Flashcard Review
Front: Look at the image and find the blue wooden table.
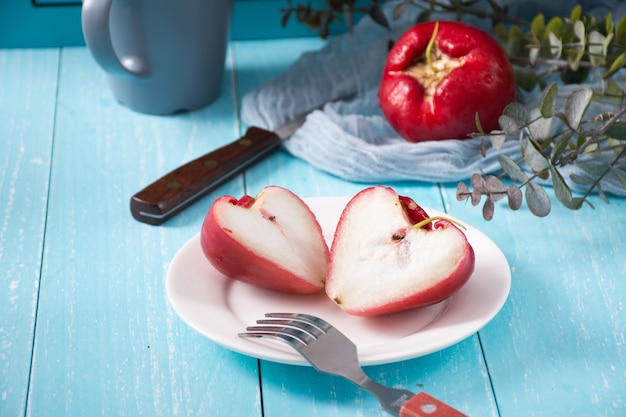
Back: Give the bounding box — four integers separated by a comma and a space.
1, 36, 625, 417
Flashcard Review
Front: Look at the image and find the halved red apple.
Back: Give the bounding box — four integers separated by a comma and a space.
200, 186, 328, 294
326, 186, 475, 316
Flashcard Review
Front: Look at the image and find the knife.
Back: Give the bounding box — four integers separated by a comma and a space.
130, 116, 306, 225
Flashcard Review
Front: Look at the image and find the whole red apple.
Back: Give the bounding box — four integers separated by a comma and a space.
378, 20, 516, 142
326, 186, 475, 316
200, 186, 329, 294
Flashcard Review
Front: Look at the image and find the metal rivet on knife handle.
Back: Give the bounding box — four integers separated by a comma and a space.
129, 126, 283, 225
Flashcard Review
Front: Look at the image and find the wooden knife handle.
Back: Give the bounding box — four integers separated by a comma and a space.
130, 126, 281, 225
399, 392, 468, 417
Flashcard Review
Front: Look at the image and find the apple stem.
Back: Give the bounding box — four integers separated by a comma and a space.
426, 21, 440, 73
412, 215, 466, 230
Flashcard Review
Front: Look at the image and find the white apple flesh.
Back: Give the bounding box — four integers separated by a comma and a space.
326, 186, 475, 316
200, 186, 328, 294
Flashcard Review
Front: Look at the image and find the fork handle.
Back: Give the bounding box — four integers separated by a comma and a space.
399, 392, 468, 417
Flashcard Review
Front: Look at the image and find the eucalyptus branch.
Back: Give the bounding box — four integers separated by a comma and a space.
280, 0, 626, 219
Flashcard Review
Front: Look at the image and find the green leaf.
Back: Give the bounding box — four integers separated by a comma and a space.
588, 30, 612, 66
531, 14, 545, 40
548, 31, 562, 57
615, 16, 626, 45
540, 82, 558, 118
498, 114, 520, 135
544, 16, 564, 42
563, 88, 593, 129
514, 66, 540, 92
525, 182, 551, 217
570, 173, 595, 185
566, 20, 586, 70
475, 112, 484, 133
571, 4, 582, 22
550, 130, 574, 161
605, 121, 626, 140
504, 101, 530, 124
550, 166, 573, 204
498, 154, 528, 183
606, 12, 615, 37
495, 23, 508, 41
507, 185, 523, 210
603, 51, 626, 79
579, 161, 611, 175
604, 78, 625, 102
524, 140, 550, 174
489, 131, 507, 150
564, 197, 587, 210
528, 109, 553, 142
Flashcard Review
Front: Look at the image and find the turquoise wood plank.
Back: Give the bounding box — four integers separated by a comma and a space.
0, 48, 58, 417
25, 46, 260, 417
260, 338, 498, 417
442, 183, 626, 416
232, 38, 499, 416
0, 0, 345, 48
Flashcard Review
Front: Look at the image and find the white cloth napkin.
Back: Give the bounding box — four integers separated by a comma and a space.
241, 0, 626, 196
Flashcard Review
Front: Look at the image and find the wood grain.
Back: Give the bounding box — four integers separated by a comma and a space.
3, 35, 625, 417
0, 48, 59, 416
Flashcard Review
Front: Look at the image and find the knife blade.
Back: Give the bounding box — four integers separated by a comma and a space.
130, 116, 305, 225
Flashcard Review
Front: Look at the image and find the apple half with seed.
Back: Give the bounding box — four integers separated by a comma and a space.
200, 186, 328, 294
326, 186, 475, 316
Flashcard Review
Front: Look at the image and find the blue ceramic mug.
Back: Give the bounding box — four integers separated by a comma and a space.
82, 0, 233, 115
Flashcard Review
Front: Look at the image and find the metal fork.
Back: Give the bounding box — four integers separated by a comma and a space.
239, 312, 468, 417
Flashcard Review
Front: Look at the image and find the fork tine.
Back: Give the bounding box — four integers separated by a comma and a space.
255, 318, 325, 339
264, 312, 334, 333
238, 325, 312, 350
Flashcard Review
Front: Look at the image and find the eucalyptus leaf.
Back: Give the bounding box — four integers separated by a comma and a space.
564, 197, 586, 210
605, 78, 625, 102
603, 51, 626, 79
507, 185, 523, 210
456, 182, 470, 201
470, 173, 487, 192
525, 182, 551, 217
579, 160, 610, 175
616, 15, 626, 45
550, 165, 573, 204
540, 82, 558, 118
531, 14, 545, 39
524, 140, 550, 174
548, 32, 562, 57
504, 102, 530, 124
570, 173, 595, 185
566, 20, 586, 70
571, 4, 582, 22
489, 131, 507, 150
528, 108, 553, 143
498, 154, 528, 182
484, 175, 507, 201
587, 31, 612, 67
563, 88, 593, 129
482, 198, 495, 221
598, 184, 609, 203
498, 114, 520, 135
605, 121, 626, 140
544, 16, 564, 41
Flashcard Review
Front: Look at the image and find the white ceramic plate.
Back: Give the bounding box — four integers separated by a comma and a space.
166, 196, 511, 366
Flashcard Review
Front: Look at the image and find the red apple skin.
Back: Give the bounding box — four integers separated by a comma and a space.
326, 186, 475, 317
378, 20, 516, 142
200, 188, 328, 294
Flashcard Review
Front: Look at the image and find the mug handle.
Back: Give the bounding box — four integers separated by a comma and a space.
81, 0, 150, 78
